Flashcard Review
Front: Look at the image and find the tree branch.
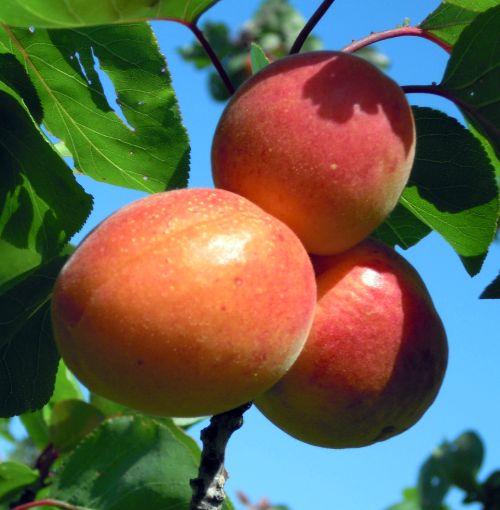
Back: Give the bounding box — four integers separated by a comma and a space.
190, 403, 252, 510
341, 26, 452, 54
186, 22, 235, 96
290, 0, 336, 54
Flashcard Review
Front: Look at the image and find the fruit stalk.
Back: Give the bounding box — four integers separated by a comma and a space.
289, 0, 336, 54
190, 403, 253, 510
186, 22, 235, 95
341, 26, 452, 54
402, 84, 500, 140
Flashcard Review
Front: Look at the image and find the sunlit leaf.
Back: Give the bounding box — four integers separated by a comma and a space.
0, 0, 220, 28
19, 410, 49, 449
0, 81, 92, 287
0, 461, 38, 504
372, 203, 431, 250
49, 415, 233, 510
400, 107, 498, 275
49, 399, 104, 452
440, 5, 500, 157
250, 42, 270, 74
421, 0, 498, 47
0, 23, 190, 193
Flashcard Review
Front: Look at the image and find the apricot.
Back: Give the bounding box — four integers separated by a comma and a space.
51, 188, 316, 417
211, 51, 416, 254
255, 239, 448, 448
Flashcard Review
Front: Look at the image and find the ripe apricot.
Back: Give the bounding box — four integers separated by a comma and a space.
51, 188, 316, 417
255, 239, 448, 448
212, 51, 416, 254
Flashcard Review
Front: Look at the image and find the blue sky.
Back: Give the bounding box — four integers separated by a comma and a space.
45, 1, 500, 509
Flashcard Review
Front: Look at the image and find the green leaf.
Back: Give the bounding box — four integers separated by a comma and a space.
49, 415, 202, 509
386, 488, 422, 510
0, 461, 38, 504
49, 361, 84, 405
52, 140, 72, 159
172, 416, 209, 430
0, 254, 74, 418
372, 203, 431, 250
0, 0, 220, 28
0, 79, 92, 288
49, 400, 104, 452
89, 393, 129, 417
0, 23, 190, 193
0, 419, 14, 443
480, 272, 500, 299
440, 5, 500, 157
418, 456, 451, 510
250, 42, 270, 74
90, 393, 208, 431
400, 107, 499, 275
0, 300, 60, 419
416, 431, 484, 510
0, 255, 68, 350
436, 431, 484, 492
19, 410, 49, 449
421, 0, 498, 47
467, 113, 500, 181
0, 52, 42, 123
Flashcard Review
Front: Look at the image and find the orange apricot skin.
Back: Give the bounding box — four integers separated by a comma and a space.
51, 188, 316, 417
255, 239, 448, 448
212, 51, 416, 255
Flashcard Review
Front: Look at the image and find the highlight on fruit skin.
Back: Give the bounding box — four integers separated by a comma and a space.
255, 238, 448, 448
51, 188, 317, 418
212, 50, 416, 255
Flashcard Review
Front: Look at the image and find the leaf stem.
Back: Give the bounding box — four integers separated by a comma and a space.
10, 499, 90, 510
402, 84, 500, 139
290, 0, 336, 54
9, 444, 59, 508
186, 22, 235, 96
189, 402, 252, 510
341, 26, 452, 54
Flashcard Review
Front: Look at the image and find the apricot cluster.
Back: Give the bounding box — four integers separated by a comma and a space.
52, 51, 447, 448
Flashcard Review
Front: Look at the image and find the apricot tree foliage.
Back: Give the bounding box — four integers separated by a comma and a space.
0, 1, 498, 509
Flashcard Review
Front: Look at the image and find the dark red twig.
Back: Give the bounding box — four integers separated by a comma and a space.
290, 0, 336, 54
186, 22, 235, 96
10, 499, 88, 510
342, 26, 452, 54
402, 84, 500, 140
9, 444, 59, 508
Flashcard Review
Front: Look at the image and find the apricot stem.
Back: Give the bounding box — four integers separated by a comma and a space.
9, 444, 59, 508
402, 84, 500, 140
10, 500, 89, 510
190, 402, 253, 510
187, 22, 236, 96
290, 0, 336, 55
341, 26, 452, 54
